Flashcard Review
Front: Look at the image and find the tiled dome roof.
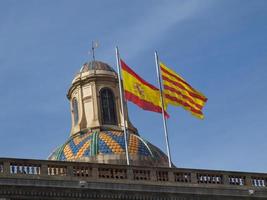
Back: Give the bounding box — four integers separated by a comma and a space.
80, 61, 116, 73
48, 130, 168, 166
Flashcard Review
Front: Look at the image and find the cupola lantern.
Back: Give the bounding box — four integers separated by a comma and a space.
67, 61, 137, 136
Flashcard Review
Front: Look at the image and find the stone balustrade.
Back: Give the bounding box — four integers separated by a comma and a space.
0, 158, 266, 189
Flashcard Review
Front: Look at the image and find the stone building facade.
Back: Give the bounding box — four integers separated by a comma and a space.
0, 61, 266, 199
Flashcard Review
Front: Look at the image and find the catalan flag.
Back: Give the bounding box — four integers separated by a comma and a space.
121, 60, 169, 118
160, 62, 207, 119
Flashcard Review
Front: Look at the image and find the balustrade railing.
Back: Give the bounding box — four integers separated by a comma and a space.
48, 165, 67, 176
156, 171, 169, 182
73, 166, 92, 177
98, 167, 127, 179
252, 177, 266, 187
10, 163, 40, 175
174, 172, 191, 183
133, 169, 150, 181
197, 173, 223, 184
0, 158, 266, 189
228, 175, 246, 186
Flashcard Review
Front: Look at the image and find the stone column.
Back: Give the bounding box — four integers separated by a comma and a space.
41, 164, 48, 176
3, 161, 10, 175
92, 167, 98, 179
190, 172, 198, 184
245, 175, 252, 186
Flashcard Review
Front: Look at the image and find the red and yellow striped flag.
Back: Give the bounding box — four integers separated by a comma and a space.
160, 62, 207, 119
121, 60, 169, 118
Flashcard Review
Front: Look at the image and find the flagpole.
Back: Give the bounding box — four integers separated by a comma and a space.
154, 51, 172, 168
115, 46, 130, 166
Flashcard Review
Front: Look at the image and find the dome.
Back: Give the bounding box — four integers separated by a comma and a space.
49, 130, 169, 167
80, 61, 116, 73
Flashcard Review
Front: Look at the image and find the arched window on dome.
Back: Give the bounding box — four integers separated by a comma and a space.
72, 98, 79, 125
100, 88, 117, 125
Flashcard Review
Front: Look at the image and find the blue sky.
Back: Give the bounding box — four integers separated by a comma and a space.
0, 0, 267, 172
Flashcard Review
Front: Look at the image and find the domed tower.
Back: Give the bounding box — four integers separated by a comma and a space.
49, 60, 169, 167
67, 61, 137, 135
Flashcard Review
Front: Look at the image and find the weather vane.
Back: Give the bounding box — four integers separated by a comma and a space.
90, 41, 99, 63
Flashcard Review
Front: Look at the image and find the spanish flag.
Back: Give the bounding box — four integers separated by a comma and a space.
160, 62, 207, 119
121, 60, 169, 118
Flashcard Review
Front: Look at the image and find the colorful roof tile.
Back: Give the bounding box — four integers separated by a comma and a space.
48, 130, 168, 165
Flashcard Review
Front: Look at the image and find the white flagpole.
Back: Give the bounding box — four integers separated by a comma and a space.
115, 46, 130, 165
154, 51, 172, 168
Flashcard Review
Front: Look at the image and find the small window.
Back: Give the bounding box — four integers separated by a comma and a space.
72, 98, 79, 125
100, 88, 117, 125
